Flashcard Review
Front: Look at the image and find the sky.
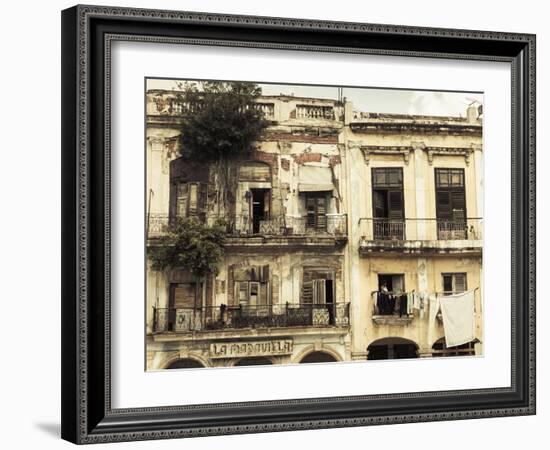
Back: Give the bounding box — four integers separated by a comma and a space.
147, 78, 483, 117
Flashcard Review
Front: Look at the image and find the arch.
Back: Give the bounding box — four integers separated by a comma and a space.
160, 352, 210, 370
299, 351, 338, 364
431, 337, 477, 357
238, 161, 272, 182
292, 345, 343, 364
233, 356, 274, 366
367, 337, 419, 360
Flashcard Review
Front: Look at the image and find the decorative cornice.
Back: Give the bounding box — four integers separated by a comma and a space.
424, 146, 475, 165
349, 142, 413, 165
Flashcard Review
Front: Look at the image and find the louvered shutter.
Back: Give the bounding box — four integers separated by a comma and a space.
198, 182, 208, 221
454, 274, 467, 293
388, 190, 404, 219
450, 190, 466, 221
176, 183, 189, 218
302, 280, 314, 304
436, 190, 451, 219
316, 197, 327, 230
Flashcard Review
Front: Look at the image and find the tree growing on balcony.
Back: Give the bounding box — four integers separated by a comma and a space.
175, 81, 268, 215
149, 217, 227, 309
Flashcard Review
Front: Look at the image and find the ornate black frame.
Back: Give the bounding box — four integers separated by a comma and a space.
61, 4, 536, 444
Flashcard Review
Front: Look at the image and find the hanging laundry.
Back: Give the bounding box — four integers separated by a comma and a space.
439, 290, 476, 347
429, 293, 440, 324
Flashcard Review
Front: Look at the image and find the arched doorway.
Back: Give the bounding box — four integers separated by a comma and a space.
432, 338, 476, 357
165, 358, 205, 369
234, 357, 273, 366
367, 337, 419, 360
299, 351, 338, 364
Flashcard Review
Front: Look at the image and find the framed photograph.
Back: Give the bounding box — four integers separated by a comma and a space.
61, 4, 536, 444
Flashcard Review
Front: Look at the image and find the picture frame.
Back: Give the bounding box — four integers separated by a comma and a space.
61, 4, 536, 444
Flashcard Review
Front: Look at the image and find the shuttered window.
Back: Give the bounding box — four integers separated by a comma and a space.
435, 168, 466, 220
371, 168, 404, 220
172, 182, 208, 221
306, 194, 328, 231
301, 269, 334, 304
234, 281, 270, 307
442, 273, 467, 294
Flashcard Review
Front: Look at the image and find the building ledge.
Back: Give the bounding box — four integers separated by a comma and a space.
150, 325, 350, 343
358, 238, 482, 255
372, 315, 414, 326
224, 235, 348, 249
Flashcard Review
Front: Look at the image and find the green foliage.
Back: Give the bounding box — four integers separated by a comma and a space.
149, 217, 226, 278
176, 81, 268, 161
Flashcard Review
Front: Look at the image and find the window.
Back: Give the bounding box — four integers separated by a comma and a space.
305, 193, 328, 231
172, 182, 208, 221
435, 168, 466, 239
301, 269, 335, 305
234, 281, 270, 307
442, 273, 467, 294
371, 168, 404, 239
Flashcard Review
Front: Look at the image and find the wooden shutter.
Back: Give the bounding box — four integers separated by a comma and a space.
454, 273, 467, 293
259, 282, 269, 306
450, 190, 466, 220
235, 281, 249, 306
388, 190, 404, 219
198, 183, 208, 219
171, 283, 196, 309
436, 190, 451, 219
392, 275, 404, 293
188, 183, 198, 215
176, 183, 189, 218
302, 280, 314, 304
313, 279, 326, 304
249, 282, 259, 306
316, 197, 327, 230
306, 196, 316, 228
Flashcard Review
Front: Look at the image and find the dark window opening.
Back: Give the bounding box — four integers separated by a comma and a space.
367, 339, 419, 360
250, 188, 270, 234
375, 274, 405, 316
300, 351, 338, 364
166, 358, 204, 369
234, 357, 273, 366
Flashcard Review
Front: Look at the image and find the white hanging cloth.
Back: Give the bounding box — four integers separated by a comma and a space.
439, 290, 476, 347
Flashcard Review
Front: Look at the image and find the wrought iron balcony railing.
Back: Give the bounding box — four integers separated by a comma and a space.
358, 217, 483, 242
153, 302, 350, 333
147, 213, 347, 239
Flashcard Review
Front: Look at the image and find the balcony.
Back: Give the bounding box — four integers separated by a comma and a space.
153, 302, 350, 333
371, 291, 414, 325
358, 218, 483, 255
147, 213, 348, 248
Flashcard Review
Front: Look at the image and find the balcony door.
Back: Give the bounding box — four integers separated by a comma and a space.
371, 168, 404, 239
305, 193, 328, 232
250, 188, 270, 234
435, 168, 466, 239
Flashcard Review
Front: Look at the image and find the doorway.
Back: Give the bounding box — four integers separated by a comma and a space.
250, 188, 270, 234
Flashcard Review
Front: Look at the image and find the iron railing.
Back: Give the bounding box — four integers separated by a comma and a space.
153, 302, 350, 332
147, 213, 347, 238
358, 218, 483, 242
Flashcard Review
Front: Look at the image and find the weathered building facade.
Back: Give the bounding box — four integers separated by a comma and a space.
145, 87, 483, 370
